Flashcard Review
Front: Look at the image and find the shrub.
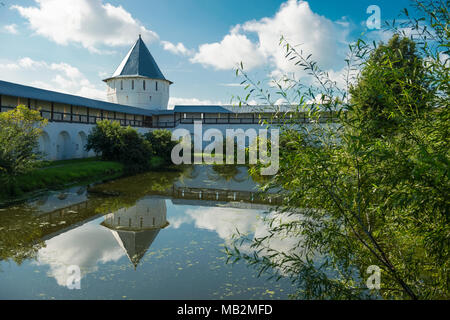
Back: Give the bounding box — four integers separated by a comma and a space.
349, 35, 432, 138
144, 129, 177, 163
119, 127, 153, 173
85, 120, 124, 161
86, 120, 152, 173
0, 105, 47, 192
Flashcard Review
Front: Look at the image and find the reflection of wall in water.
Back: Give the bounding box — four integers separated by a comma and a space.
101, 197, 168, 269
102, 197, 168, 230
32, 187, 88, 215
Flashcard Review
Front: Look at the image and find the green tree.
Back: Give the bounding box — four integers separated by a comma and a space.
349, 34, 432, 137
86, 120, 152, 173
227, 0, 449, 300
119, 126, 153, 173
0, 105, 48, 193
86, 120, 124, 161
144, 129, 177, 162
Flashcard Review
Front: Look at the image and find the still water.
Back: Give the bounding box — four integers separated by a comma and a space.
0, 165, 295, 299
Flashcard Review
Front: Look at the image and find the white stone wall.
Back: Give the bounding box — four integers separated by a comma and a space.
39, 122, 151, 161
37, 116, 335, 161
103, 197, 167, 230
105, 77, 170, 110
156, 122, 337, 149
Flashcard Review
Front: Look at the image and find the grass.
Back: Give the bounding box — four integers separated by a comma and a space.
39, 157, 103, 168
0, 156, 181, 203
0, 158, 125, 202
0, 154, 240, 203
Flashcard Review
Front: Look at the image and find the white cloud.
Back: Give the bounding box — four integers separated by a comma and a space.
161, 40, 193, 56
191, 32, 266, 70
50, 62, 84, 79
364, 29, 394, 44
168, 96, 259, 109
19, 57, 47, 68
243, 0, 348, 72
185, 207, 260, 241
35, 222, 124, 287
2, 24, 19, 34
0, 57, 106, 100
98, 71, 110, 78
220, 83, 245, 87
183, 206, 305, 269
12, 0, 158, 53
191, 0, 350, 76
0, 57, 48, 70
168, 97, 224, 109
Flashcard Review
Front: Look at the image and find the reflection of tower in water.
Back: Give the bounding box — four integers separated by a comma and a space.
101, 198, 169, 270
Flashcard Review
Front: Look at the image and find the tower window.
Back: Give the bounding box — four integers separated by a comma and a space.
120, 80, 123, 90
132, 80, 134, 90
155, 82, 158, 91
143, 80, 146, 90
149, 96, 152, 101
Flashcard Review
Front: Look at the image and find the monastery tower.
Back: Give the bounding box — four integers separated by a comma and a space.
103, 35, 172, 110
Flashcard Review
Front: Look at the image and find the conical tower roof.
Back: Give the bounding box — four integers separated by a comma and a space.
104, 35, 171, 83
110, 229, 161, 269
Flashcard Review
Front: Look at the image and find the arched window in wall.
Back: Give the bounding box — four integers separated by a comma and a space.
155, 81, 158, 91
143, 80, 146, 91
132, 80, 134, 90
120, 80, 123, 90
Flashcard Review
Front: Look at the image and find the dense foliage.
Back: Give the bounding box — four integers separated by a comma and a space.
144, 129, 178, 163
86, 120, 152, 173
0, 105, 47, 194
227, 0, 449, 300
349, 35, 433, 137
86, 120, 175, 173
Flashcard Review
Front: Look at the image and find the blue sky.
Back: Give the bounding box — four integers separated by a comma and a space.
0, 0, 412, 107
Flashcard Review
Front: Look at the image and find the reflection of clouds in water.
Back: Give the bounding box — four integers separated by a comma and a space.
248, 212, 303, 266
180, 207, 303, 265
31, 187, 88, 215
34, 222, 124, 287
186, 207, 260, 240
169, 215, 193, 229
177, 165, 259, 192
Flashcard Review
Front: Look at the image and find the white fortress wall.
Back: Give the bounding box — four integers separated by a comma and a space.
0, 92, 152, 161
39, 122, 150, 161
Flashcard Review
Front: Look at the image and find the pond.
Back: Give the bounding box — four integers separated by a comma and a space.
0, 165, 296, 300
